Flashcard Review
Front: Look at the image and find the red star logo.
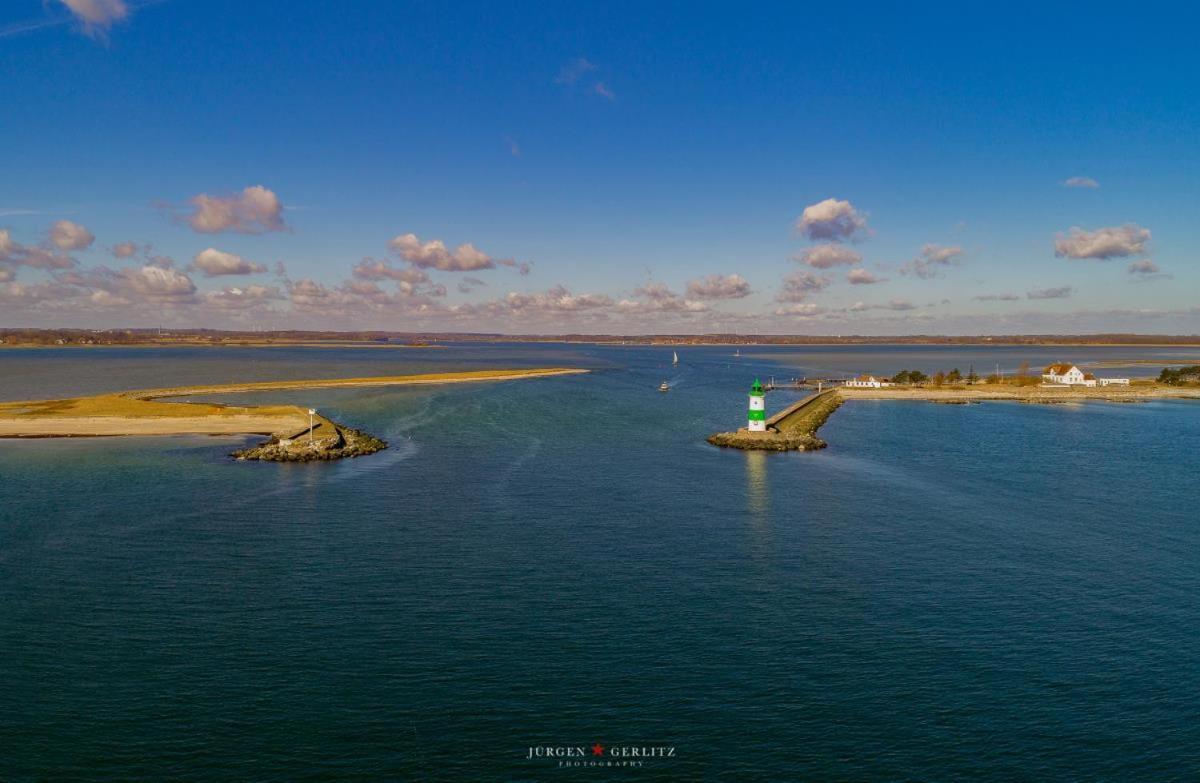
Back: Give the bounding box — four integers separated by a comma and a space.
592, 743, 605, 757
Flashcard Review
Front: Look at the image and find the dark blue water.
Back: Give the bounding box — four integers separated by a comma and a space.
2, 344, 1199, 780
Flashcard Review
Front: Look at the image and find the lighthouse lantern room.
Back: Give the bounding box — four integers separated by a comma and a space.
748, 379, 766, 431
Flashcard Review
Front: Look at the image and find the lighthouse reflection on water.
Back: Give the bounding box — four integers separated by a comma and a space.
745, 450, 769, 521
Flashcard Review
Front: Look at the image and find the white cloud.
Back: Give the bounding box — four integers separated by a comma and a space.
902, 243, 964, 278
389, 233, 506, 272
1054, 224, 1149, 259
1063, 176, 1099, 189
122, 265, 197, 302
886, 298, 916, 311
58, 0, 128, 37
184, 185, 286, 234
973, 293, 1020, 301
778, 271, 831, 302
594, 82, 616, 101
620, 282, 708, 313
352, 258, 431, 285
0, 228, 75, 269
1027, 286, 1073, 300
49, 220, 94, 251
192, 248, 267, 277
847, 268, 883, 285
0, 267, 14, 283
203, 285, 284, 310
774, 303, 826, 317
795, 198, 868, 241
685, 273, 750, 300
505, 285, 613, 313
796, 243, 862, 269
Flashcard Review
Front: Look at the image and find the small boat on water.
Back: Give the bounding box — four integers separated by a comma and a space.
658, 381, 670, 392
734, 348, 741, 357
672, 350, 679, 365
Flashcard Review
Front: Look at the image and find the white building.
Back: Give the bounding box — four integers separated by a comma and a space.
1042, 363, 1129, 387
845, 374, 891, 388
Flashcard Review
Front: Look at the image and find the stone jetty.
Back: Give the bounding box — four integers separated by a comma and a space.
708, 389, 843, 451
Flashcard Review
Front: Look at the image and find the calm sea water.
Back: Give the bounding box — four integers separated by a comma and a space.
2, 343, 1199, 781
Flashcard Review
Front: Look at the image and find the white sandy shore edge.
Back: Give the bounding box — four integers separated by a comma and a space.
0, 415, 309, 437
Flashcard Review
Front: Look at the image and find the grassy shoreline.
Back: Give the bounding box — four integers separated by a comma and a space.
838, 384, 1200, 402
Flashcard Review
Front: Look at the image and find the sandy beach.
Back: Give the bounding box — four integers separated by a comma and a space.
0, 368, 587, 438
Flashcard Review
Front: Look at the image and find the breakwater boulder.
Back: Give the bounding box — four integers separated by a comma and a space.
232, 425, 387, 462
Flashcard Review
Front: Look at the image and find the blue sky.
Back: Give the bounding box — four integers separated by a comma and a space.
1, 0, 1197, 333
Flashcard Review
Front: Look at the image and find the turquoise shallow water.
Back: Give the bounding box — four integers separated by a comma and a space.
2, 344, 1199, 780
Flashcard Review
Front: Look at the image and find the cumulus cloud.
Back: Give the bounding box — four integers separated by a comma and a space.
594, 82, 616, 101
795, 198, 868, 242
778, 271, 831, 302
902, 244, 964, 278
192, 248, 267, 277
0, 229, 17, 259
1127, 260, 1169, 280
1063, 176, 1099, 189
122, 265, 197, 302
184, 185, 286, 234
0, 228, 75, 269
111, 241, 140, 259
685, 273, 750, 300
49, 220, 94, 251
505, 285, 613, 313
620, 282, 708, 313
203, 285, 284, 310
973, 292, 1020, 301
352, 258, 431, 285
1054, 224, 1149, 259
1027, 286, 1073, 300
0, 267, 14, 283
847, 268, 883, 285
774, 303, 826, 317
59, 0, 128, 37
388, 232, 520, 272
796, 243, 861, 269
885, 298, 916, 311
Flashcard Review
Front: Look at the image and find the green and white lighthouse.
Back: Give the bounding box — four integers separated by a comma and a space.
748, 378, 767, 431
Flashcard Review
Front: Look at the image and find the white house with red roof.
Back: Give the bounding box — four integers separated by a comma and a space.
1042, 363, 1129, 387
845, 374, 891, 388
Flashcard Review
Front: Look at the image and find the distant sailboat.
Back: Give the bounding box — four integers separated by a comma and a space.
735, 348, 741, 357
672, 350, 679, 365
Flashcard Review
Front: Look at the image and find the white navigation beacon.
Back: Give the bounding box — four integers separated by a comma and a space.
747, 379, 766, 432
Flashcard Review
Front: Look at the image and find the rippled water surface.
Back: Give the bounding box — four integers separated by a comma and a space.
2, 343, 1199, 780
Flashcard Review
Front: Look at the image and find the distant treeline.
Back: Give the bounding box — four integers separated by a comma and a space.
3, 329, 1200, 346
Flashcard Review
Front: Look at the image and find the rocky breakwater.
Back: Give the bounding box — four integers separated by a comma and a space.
707, 389, 844, 452
233, 420, 387, 462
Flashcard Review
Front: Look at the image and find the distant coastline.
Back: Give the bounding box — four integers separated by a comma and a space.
4, 328, 1200, 348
